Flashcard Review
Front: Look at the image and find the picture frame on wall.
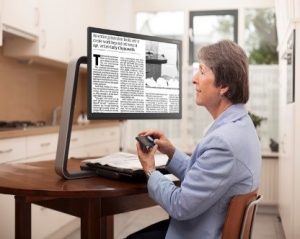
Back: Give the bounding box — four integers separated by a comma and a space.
286, 29, 295, 104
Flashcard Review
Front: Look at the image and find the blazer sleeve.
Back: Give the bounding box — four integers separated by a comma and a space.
166, 148, 190, 181
147, 135, 235, 221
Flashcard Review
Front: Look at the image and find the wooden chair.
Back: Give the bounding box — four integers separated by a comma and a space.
222, 190, 263, 239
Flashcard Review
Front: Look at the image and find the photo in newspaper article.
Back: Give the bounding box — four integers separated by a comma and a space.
91, 32, 180, 114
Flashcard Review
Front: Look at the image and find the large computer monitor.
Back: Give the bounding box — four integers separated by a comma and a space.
87, 27, 182, 120
55, 28, 182, 179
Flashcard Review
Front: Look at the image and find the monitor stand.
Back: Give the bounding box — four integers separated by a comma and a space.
55, 56, 96, 179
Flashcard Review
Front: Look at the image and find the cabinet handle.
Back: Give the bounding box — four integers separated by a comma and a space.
41, 29, 46, 48
40, 142, 51, 147
71, 138, 78, 142
34, 7, 40, 27
0, 148, 13, 154
68, 38, 73, 57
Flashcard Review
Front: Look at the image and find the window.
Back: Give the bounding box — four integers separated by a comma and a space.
189, 10, 238, 64
244, 8, 278, 64
245, 8, 279, 152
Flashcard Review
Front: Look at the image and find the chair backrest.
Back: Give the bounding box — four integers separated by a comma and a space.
222, 190, 263, 239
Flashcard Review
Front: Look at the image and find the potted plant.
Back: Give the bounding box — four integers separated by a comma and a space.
248, 112, 267, 128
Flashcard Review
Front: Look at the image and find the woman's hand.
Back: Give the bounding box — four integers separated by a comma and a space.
136, 142, 158, 172
138, 130, 175, 159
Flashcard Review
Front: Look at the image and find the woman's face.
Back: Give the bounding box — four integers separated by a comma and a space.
192, 63, 223, 108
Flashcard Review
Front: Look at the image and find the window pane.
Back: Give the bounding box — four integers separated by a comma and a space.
193, 15, 234, 60
245, 8, 278, 64
189, 10, 237, 64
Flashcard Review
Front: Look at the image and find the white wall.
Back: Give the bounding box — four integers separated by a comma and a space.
102, 0, 134, 31
131, 0, 274, 11
275, 0, 300, 237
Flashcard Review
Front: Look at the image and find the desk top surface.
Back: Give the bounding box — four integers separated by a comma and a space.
0, 160, 148, 198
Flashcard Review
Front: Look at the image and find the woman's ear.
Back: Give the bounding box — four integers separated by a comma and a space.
220, 86, 229, 96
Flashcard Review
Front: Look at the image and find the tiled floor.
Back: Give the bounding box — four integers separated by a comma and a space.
252, 212, 286, 239
64, 207, 286, 239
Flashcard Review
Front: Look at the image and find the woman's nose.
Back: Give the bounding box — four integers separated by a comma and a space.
192, 72, 199, 85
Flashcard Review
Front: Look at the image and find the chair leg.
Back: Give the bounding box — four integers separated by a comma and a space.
240, 195, 263, 239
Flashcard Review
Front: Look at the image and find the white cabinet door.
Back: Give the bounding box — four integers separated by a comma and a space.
84, 126, 120, 144
67, 0, 106, 60
26, 133, 58, 158
0, 195, 15, 239
69, 130, 86, 149
83, 126, 120, 156
17, 153, 56, 163
2, 0, 105, 63
2, 0, 39, 39
39, 0, 106, 62
38, 0, 68, 63
69, 147, 89, 158
32, 205, 76, 239
0, 137, 26, 163
67, 0, 88, 60
2, 0, 68, 62
84, 142, 119, 158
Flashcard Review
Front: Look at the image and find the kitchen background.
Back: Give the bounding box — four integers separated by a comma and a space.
0, 0, 300, 238
0, 50, 87, 123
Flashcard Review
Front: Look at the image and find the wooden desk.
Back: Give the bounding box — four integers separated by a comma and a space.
0, 160, 156, 239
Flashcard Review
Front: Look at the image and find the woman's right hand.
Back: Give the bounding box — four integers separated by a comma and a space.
138, 130, 175, 159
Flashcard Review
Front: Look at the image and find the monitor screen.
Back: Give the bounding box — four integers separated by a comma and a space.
87, 27, 182, 119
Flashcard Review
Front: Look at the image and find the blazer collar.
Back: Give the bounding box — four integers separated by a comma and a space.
205, 104, 248, 136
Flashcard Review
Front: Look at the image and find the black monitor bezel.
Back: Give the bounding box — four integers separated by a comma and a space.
87, 27, 182, 120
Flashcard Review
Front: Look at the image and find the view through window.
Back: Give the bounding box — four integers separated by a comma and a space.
245, 8, 278, 64
245, 8, 279, 152
189, 10, 238, 64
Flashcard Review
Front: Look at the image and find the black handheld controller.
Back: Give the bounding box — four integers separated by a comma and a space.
135, 136, 155, 150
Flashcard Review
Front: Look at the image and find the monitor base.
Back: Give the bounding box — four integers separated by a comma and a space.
55, 56, 97, 179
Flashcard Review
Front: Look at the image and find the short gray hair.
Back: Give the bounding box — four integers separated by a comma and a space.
198, 40, 249, 104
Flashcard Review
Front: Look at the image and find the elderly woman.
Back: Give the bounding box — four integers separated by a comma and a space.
128, 40, 261, 239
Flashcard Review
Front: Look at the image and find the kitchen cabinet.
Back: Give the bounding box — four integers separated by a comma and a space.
32, 205, 77, 239
67, 0, 106, 60
0, 124, 120, 239
0, 137, 26, 163
67, 0, 88, 60
27, 133, 58, 158
36, 0, 69, 62
2, 0, 69, 63
2, 0, 39, 40
3, 0, 105, 63
70, 0, 108, 59
68, 126, 120, 158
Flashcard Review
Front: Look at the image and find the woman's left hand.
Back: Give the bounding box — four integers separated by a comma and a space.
136, 142, 158, 172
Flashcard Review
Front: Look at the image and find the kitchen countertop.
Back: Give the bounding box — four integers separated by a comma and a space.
0, 121, 120, 139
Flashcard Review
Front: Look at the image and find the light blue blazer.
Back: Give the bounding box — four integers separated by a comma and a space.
148, 104, 261, 239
